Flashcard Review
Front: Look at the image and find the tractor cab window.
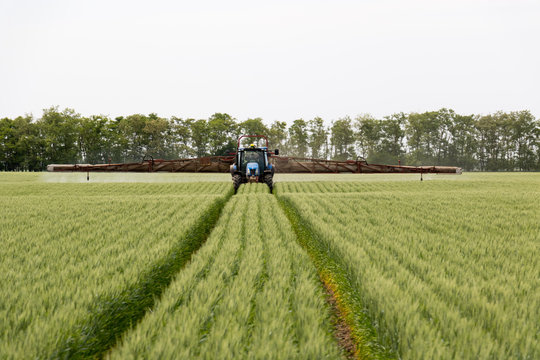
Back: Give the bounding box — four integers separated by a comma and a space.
243, 151, 260, 165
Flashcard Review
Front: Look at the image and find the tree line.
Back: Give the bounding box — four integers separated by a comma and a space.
1, 107, 539, 171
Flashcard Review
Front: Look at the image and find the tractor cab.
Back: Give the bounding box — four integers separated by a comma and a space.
230, 136, 278, 194
238, 145, 268, 180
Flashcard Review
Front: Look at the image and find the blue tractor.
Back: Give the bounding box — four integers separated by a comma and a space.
230, 135, 278, 194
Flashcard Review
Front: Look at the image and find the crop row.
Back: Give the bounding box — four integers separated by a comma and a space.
108, 186, 343, 359
0, 182, 231, 358
277, 173, 540, 195
0, 181, 231, 197
277, 179, 540, 359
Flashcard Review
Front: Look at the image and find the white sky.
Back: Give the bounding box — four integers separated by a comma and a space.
1, 0, 539, 123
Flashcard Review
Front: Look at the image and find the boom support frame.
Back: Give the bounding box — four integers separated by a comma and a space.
48, 156, 462, 175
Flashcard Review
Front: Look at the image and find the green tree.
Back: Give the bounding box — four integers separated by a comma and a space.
78, 115, 110, 163
39, 107, 80, 164
511, 111, 537, 171
288, 119, 308, 157
117, 114, 147, 161
331, 117, 355, 160
307, 117, 327, 158
207, 113, 237, 155
104, 117, 130, 163
354, 114, 381, 160
190, 119, 210, 158
170, 117, 193, 158
268, 121, 287, 153
406, 109, 453, 165
378, 113, 406, 164
475, 113, 506, 171
13, 115, 46, 170
238, 118, 269, 149
114, 113, 174, 161
0, 117, 16, 170
447, 113, 478, 170
144, 114, 173, 158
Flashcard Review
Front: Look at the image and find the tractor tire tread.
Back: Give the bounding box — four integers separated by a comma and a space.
264, 174, 273, 194
233, 175, 242, 194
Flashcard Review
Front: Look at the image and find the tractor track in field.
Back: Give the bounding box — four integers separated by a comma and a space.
276, 193, 362, 359
323, 281, 357, 359
240, 184, 378, 359
276, 192, 394, 360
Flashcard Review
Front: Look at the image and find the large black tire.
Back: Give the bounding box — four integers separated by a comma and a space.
264, 174, 273, 194
233, 174, 242, 194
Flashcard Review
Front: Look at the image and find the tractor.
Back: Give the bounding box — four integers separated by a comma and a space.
230, 135, 278, 194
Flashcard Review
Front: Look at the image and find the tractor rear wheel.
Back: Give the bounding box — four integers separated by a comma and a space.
233, 174, 242, 194
264, 174, 273, 194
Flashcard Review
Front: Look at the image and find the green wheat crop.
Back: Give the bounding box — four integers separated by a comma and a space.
0, 180, 231, 358
277, 173, 540, 359
108, 185, 344, 359
3, 172, 538, 359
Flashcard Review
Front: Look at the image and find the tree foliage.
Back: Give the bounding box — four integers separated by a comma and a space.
0, 107, 538, 171
331, 117, 355, 161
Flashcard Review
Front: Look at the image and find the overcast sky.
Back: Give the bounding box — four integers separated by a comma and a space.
1, 0, 539, 123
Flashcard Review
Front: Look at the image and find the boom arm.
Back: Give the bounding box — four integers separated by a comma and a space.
47, 156, 462, 174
